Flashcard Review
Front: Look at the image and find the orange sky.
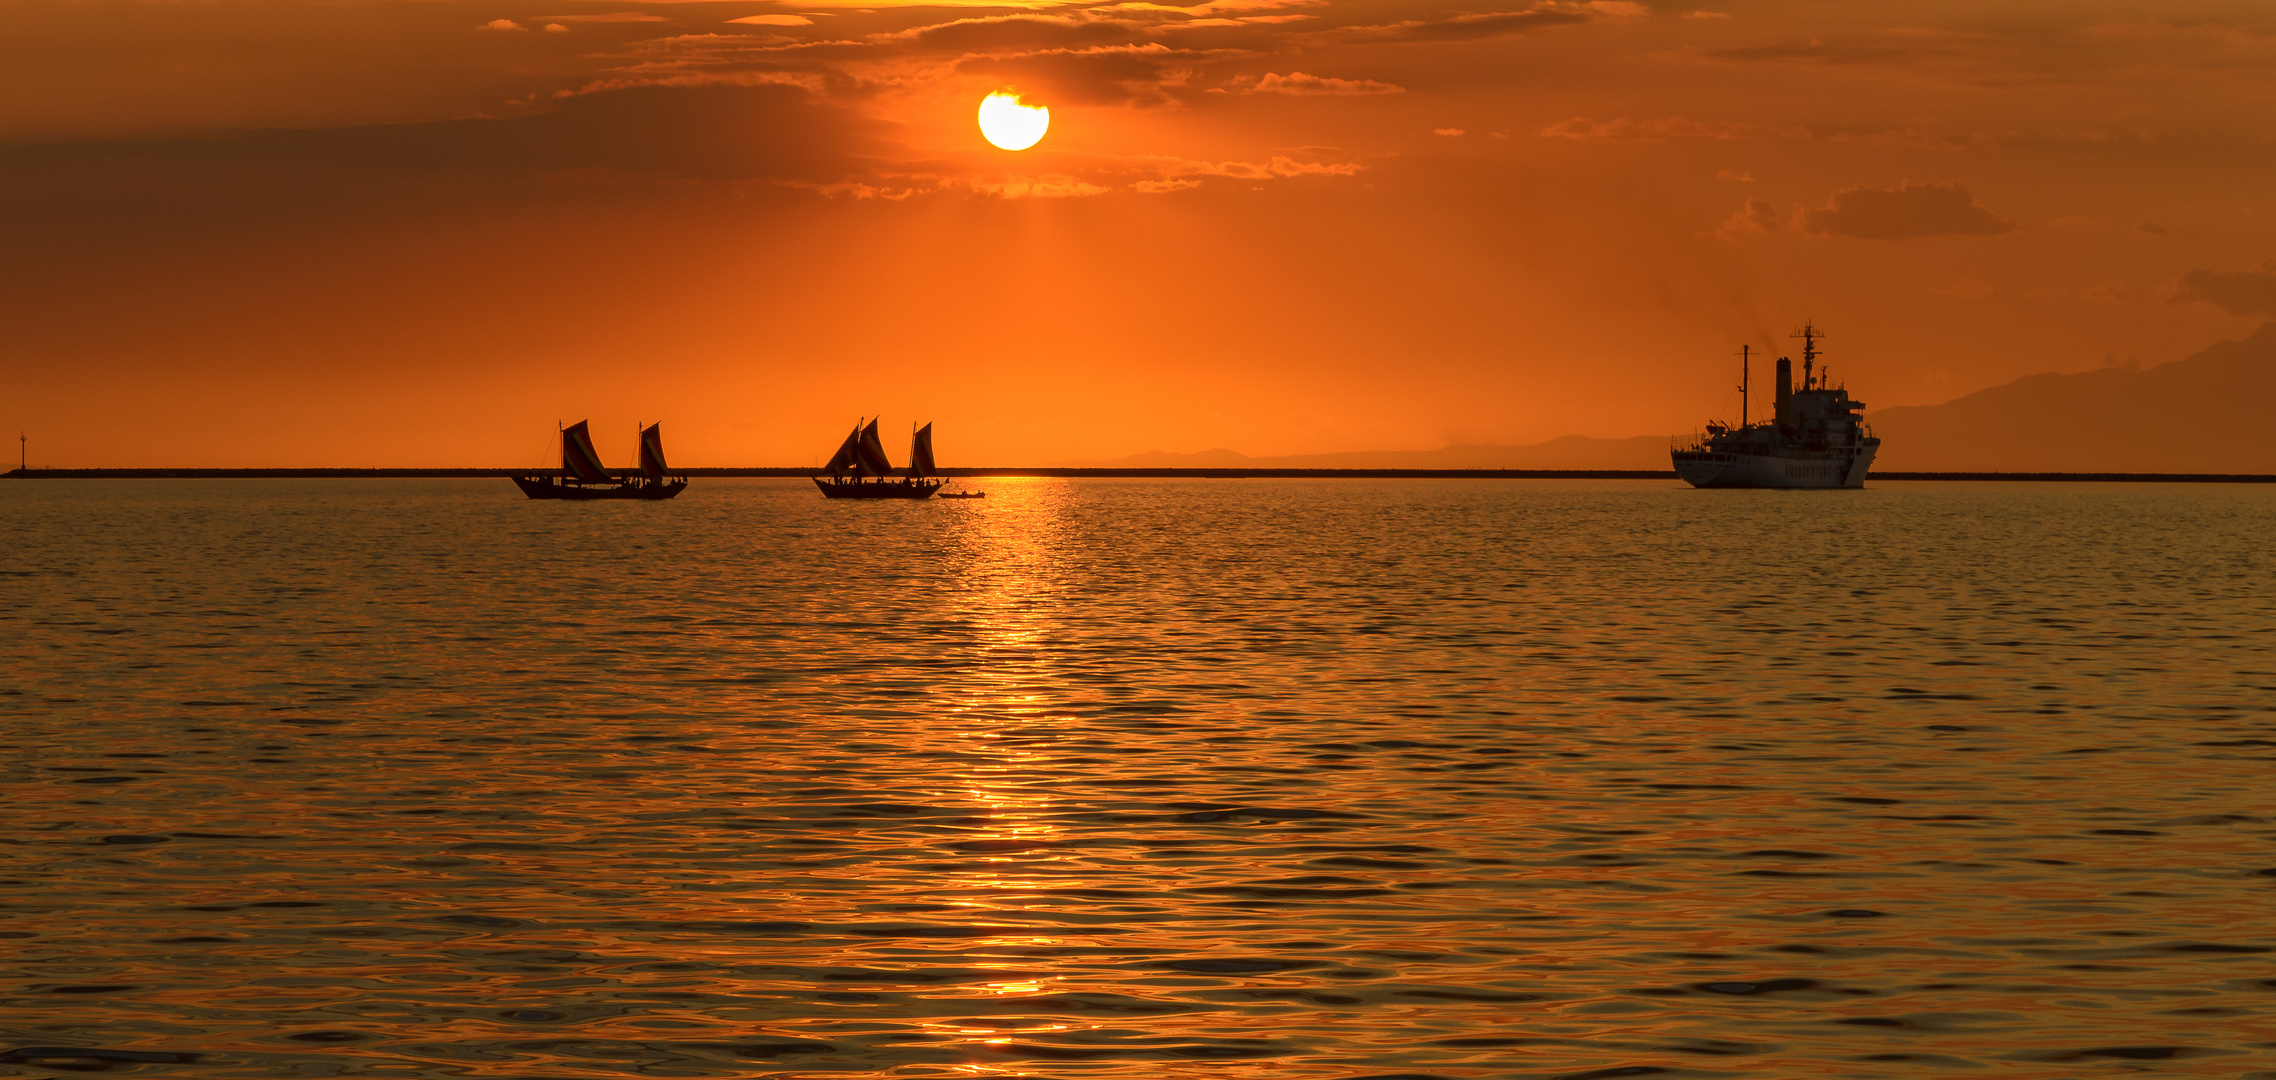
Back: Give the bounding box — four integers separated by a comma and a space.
4, 0, 2274, 467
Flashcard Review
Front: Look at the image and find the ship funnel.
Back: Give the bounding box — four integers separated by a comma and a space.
1775, 357, 1794, 427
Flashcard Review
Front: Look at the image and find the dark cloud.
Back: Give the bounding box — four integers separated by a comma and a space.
0, 83, 882, 189
2170, 262, 2276, 317
957, 45, 1194, 108
1694, 19, 2276, 91
1346, 8, 1591, 43
1706, 38, 1957, 65
1796, 181, 2017, 240
897, 15, 1140, 54
916, 4, 1599, 107
546, 4, 1608, 121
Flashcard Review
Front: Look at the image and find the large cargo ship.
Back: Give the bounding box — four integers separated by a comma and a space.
1671, 323, 1879, 489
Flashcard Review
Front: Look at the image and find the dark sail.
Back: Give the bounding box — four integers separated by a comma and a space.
638, 422, 669, 480
823, 422, 861, 476
812, 417, 945, 499
855, 418, 893, 477
516, 418, 685, 500
907, 422, 936, 479
561, 421, 611, 483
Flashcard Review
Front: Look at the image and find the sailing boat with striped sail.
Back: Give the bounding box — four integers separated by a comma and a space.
514, 420, 688, 500
814, 418, 946, 500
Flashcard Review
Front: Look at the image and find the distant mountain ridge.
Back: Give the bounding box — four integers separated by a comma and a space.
1075, 323, 2276, 474
1865, 321, 2276, 472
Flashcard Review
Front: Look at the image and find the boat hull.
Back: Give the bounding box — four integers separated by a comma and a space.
514, 475, 687, 500
815, 477, 944, 500
1672, 442, 1878, 489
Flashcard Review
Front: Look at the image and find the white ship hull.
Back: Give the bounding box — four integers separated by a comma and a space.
1672, 443, 1877, 489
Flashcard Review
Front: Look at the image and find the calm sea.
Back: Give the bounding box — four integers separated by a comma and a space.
2, 478, 2272, 1078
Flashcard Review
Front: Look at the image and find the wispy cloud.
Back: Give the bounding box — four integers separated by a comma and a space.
1250, 71, 1403, 95
1541, 116, 1810, 141
1342, 7, 1592, 44
964, 173, 1113, 198
539, 12, 674, 24
1147, 155, 1366, 180
1716, 197, 1784, 240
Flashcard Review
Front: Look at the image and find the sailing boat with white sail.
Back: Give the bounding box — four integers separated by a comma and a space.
814, 418, 947, 500
514, 420, 688, 500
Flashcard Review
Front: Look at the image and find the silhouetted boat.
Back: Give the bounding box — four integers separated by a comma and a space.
815, 419, 946, 500
515, 421, 688, 500
1671, 323, 1880, 489
937, 490, 986, 499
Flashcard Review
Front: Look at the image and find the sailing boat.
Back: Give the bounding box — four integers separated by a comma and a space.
514, 420, 689, 500
814, 418, 947, 500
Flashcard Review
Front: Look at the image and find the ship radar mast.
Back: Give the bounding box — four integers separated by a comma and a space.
1791, 322, 1825, 390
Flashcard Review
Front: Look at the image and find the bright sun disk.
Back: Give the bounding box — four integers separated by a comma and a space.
978, 91, 1049, 151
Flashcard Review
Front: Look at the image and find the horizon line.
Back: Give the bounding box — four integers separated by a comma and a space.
7, 467, 2275, 484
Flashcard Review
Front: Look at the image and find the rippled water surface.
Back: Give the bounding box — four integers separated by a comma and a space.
3, 478, 2274, 1078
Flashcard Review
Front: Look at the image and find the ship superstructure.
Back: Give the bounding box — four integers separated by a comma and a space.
1671, 323, 1879, 489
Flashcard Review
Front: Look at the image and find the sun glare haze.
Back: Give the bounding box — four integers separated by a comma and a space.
977, 90, 1048, 151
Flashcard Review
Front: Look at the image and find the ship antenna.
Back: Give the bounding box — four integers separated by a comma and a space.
1738, 345, 1750, 428
1791, 322, 1825, 389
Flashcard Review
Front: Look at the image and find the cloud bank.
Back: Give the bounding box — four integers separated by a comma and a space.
1797, 182, 2017, 240
2170, 262, 2276, 317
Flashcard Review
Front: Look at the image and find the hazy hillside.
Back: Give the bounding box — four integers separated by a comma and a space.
1081, 323, 2275, 473
1867, 321, 2276, 472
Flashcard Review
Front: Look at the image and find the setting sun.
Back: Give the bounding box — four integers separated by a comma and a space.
977, 90, 1049, 151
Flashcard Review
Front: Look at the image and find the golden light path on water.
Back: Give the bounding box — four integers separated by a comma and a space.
0, 477, 2272, 1077
928, 481, 1076, 1067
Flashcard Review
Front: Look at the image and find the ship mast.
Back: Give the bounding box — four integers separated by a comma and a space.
1791, 322, 1825, 390
1738, 345, 1749, 428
